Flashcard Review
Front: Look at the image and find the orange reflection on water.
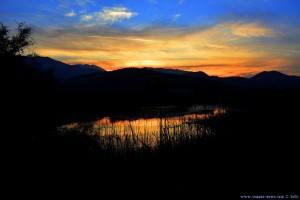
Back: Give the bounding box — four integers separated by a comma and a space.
92, 108, 227, 147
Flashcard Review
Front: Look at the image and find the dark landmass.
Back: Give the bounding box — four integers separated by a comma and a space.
31, 58, 300, 90
5, 55, 300, 198
54, 64, 300, 120
25, 56, 106, 79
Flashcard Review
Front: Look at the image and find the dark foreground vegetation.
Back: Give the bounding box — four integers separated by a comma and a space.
3, 23, 299, 198
8, 97, 299, 198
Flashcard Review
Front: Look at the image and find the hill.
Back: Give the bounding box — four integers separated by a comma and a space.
60, 67, 230, 94
25, 56, 106, 79
250, 71, 300, 88
143, 67, 188, 75
58, 67, 234, 107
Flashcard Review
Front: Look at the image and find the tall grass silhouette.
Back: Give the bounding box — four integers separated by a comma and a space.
57, 108, 228, 160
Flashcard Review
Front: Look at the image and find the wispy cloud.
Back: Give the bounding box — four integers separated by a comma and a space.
65, 10, 76, 17
33, 19, 300, 76
223, 22, 276, 37
81, 15, 93, 21
79, 6, 137, 24
173, 14, 181, 22
98, 7, 137, 23
83, 35, 163, 43
58, 0, 93, 9
2, 0, 299, 76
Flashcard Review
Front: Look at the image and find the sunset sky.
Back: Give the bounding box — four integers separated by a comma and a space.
1, 0, 300, 76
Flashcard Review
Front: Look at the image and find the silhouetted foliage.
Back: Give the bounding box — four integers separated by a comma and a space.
0, 22, 33, 56
2, 22, 57, 154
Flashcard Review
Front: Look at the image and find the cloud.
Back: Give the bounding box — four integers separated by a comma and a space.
58, 0, 93, 9
33, 20, 300, 76
173, 14, 181, 22
97, 7, 137, 23
224, 22, 276, 37
65, 10, 76, 17
81, 15, 93, 21
79, 7, 137, 24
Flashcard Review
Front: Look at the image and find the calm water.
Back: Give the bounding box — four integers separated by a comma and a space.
61, 105, 228, 148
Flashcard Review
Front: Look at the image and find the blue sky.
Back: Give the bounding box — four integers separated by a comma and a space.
2, 0, 300, 27
1, 0, 300, 76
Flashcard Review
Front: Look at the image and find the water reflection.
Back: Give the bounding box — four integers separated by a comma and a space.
62, 105, 227, 149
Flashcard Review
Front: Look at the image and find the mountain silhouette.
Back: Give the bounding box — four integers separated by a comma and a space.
250, 71, 300, 88
251, 71, 286, 79
23, 56, 300, 94
54, 66, 300, 114
214, 76, 252, 89
143, 67, 189, 75
204, 71, 300, 89
74, 64, 105, 72
143, 68, 300, 89
25, 56, 106, 79
59, 67, 300, 95
59, 67, 231, 100
24, 56, 300, 89
182, 71, 209, 79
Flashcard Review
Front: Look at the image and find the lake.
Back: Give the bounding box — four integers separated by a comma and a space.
60, 105, 228, 149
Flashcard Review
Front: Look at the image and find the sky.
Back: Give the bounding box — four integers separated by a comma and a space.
1, 0, 300, 76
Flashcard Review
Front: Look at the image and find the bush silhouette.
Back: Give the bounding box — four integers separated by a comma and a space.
0, 22, 33, 56
2, 22, 56, 153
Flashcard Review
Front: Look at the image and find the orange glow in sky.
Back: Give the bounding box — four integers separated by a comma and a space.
35, 22, 300, 77
3, 0, 295, 77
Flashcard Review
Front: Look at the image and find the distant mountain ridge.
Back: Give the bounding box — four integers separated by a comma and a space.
58, 67, 300, 101
143, 67, 189, 75
144, 67, 300, 89
25, 56, 106, 79
74, 64, 105, 72
59, 67, 230, 97
249, 71, 300, 89
144, 67, 209, 78
25, 56, 300, 89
